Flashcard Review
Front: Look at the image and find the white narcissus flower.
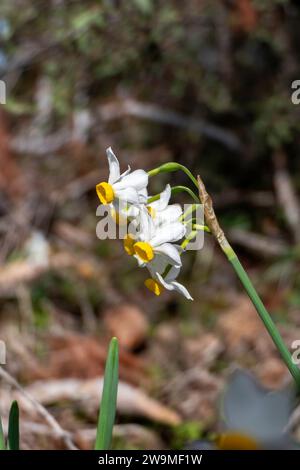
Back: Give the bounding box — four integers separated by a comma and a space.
145, 250, 193, 300
96, 147, 148, 207
127, 207, 186, 267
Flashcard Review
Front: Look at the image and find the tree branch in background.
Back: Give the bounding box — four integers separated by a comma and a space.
99, 98, 243, 152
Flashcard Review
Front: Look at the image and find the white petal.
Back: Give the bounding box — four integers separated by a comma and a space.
151, 222, 186, 246
171, 281, 193, 300
154, 243, 182, 266
164, 263, 181, 282
156, 273, 193, 300
149, 184, 171, 212
138, 187, 148, 203
106, 147, 120, 184
156, 273, 175, 290
114, 187, 140, 204
155, 204, 183, 226
120, 165, 131, 179
114, 169, 148, 191
137, 207, 155, 241
147, 256, 168, 278
126, 204, 140, 218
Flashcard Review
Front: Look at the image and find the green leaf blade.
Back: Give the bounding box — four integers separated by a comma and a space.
95, 337, 119, 450
8, 401, 19, 450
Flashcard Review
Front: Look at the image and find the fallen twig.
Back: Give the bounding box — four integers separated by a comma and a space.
24, 377, 181, 426
0, 366, 77, 450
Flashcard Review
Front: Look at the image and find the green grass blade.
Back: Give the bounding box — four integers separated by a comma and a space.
0, 415, 5, 450
8, 401, 19, 450
94, 337, 119, 450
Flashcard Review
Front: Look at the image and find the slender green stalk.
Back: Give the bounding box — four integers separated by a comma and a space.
147, 185, 199, 205
192, 224, 211, 234
197, 174, 300, 390
226, 247, 300, 388
181, 230, 198, 250
171, 186, 200, 203
95, 337, 119, 450
179, 203, 198, 222
148, 162, 198, 188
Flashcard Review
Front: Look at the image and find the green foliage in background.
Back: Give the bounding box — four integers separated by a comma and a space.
2, 0, 300, 159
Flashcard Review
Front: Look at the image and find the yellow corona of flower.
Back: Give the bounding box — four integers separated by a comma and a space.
144, 278, 164, 296
96, 181, 115, 205
134, 241, 154, 263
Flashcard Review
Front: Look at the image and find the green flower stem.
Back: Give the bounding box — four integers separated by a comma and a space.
179, 203, 202, 224
197, 174, 300, 389
148, 162, 198, 189
224, 246, 300, 389
147, 185, 199, 205
192, 223, 211, 234
181, 230, 198, 250
171, 186, 200, 203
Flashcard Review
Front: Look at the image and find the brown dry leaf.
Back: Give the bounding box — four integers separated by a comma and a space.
166, 369, 222, 423
10, 378, 181, 426
29, 333, 148, 386
184, 333, 224, 368
103, 304, 149, 350
256, 357, 289, 389
75, 424, 164, 450
217, 295, 273, 358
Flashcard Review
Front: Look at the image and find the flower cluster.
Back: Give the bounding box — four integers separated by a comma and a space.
96, 148, 193, 300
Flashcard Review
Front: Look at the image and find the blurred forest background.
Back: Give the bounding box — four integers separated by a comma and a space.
0, 0, 300, 449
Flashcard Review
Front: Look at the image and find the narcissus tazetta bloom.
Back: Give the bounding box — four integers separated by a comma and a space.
96, 147, 148, 206
145, 250, 193, 300
131, 207, 186, 267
